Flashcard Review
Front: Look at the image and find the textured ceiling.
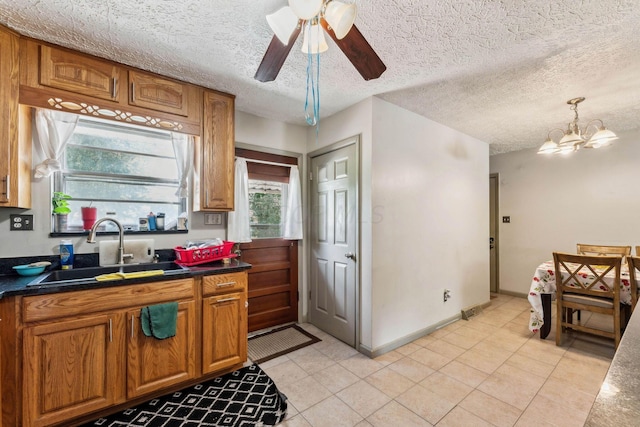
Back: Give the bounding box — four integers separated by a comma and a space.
1, 0, 639, 155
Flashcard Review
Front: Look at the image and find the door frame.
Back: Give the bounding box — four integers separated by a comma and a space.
307, 135, 361, 350
490, 173, 500, 294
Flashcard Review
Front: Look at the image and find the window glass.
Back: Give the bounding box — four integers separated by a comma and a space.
55, 116, 186, 231
249, 179, 286, 239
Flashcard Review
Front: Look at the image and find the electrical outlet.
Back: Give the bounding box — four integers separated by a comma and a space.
502, 216, 511, 223
204, 213, 222, 225
443, 289, 451, 302
10, 214, 33, 230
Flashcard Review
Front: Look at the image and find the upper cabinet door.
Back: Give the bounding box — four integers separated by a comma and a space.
39, 45, 121, 101
128, 70, 190, 116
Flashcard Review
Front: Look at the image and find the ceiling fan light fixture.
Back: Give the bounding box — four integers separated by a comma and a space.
324, 1, 357, 39
289, 0, 324, 20
301, 21, 328, 54
266, 6, 299, 45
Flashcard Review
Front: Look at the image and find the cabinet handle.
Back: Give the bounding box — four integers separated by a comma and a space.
131, 82, 135, 102
112, 77, 117, 99
216, 297, 239, 303
131, 315, 135, 338
1, 175, 9, 201
216, 281, 236, 288
109, 318, 113, 343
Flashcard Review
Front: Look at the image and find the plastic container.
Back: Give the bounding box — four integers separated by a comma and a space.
148, 212, 157, 231
174, 241, 235, 266
60, 239, 74, 270
156, 213, 165, 231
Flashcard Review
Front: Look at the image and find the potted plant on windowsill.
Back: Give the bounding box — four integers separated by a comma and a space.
52, 191, 72, 232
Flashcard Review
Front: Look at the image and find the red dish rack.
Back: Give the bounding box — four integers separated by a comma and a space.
174, 241, 236, 266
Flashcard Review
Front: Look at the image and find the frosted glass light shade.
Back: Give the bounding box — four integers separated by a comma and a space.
585, 128, 618, 148
267, 6, 299, 45
301, 22, 328, 53
324, 1, 356, 39
537, 138, 559, 154
558, 130, 583, 146
289, 0, 323, 20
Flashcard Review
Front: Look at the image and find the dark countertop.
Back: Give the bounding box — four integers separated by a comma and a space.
0, 258, 252, 298
585, 307, 640, 426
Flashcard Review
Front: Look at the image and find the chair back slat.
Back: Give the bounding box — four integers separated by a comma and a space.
553, 252, 621, 301
576, 244, 631, 259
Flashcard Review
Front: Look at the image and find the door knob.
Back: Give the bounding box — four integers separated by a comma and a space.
345, 252, 356, 261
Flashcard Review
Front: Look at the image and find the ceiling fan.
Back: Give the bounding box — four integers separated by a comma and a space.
255, 0, 387, 82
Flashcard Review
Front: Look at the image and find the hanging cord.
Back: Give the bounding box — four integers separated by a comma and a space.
304, 20, 321, 135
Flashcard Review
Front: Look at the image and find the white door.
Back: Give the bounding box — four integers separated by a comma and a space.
309, 142, 358, 346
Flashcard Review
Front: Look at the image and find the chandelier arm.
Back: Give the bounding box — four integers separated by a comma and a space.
547, 127, 566, 142
582, 119, 605, 140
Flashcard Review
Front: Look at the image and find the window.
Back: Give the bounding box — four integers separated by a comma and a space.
236, 148, 297, 240
54, 116, 187, 231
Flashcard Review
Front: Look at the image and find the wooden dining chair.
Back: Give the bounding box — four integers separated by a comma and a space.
576, 244, 631, 260
627, 256, 640, 313
635, 246, 640, 256
554, 252, 623, 349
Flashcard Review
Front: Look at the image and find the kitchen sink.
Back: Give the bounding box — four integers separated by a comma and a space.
28, 261, 188, 286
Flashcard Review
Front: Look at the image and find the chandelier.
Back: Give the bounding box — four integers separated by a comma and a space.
537, 97, 618, 155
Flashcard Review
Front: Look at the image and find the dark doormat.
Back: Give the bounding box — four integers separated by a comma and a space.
81, 364, 287, 427
248, 324, 321, 365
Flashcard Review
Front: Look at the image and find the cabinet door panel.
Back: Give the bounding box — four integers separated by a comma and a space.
196, 90, 234, 211
127, 300, 196, 398
39, 45, 120, 101
23, 313, 123, 427
202, 291, 247, 374
129, 70, 190, 116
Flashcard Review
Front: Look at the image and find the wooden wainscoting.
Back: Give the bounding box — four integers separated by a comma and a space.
239, 239, 298, 332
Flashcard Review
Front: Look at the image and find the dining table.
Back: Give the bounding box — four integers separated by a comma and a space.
527, 260, 635, 339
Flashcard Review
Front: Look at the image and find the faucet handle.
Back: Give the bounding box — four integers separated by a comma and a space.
123, 253, 134, 262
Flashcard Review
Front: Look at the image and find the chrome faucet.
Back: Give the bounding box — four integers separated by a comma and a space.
87, 217, 133, 268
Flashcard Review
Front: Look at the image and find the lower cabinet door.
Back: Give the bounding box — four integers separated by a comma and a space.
202, 291, 247, 374
126, 300, 197, 398
23, 313, 124, 427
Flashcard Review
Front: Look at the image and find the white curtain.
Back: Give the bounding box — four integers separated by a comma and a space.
283, 165, 303, 240
33, 109, 79, 178
227, 157, 252, 243
171, 132, 194, 198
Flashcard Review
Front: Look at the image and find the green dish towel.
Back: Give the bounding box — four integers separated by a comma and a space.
141, 302, 178, 339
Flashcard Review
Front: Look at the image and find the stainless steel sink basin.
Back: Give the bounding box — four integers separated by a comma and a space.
28, 261, 188, 286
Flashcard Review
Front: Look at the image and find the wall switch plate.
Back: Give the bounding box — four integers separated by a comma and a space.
10, 214, 33, 230
204, 213, 222, 225
502, 216, 511, 223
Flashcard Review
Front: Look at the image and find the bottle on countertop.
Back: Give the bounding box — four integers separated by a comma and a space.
60, 239, 74, 270
148, 212, 157, 231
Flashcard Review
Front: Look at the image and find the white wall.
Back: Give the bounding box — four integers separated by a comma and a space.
304, 97, 490, 353
369, 98, 489, 351
490, 128, 640, 296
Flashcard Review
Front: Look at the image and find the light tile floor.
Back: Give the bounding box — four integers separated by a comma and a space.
260, 294, 616, 427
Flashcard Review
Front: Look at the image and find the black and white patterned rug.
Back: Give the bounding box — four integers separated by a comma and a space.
82, 364, 287, 427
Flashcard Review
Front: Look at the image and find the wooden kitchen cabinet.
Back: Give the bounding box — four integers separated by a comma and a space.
194, 90, 235, 211
22, 313, 125, 427
39, 45, 122, 102
0, 26, 31, 208
20, 278, 195, 426
126, 300, 197, 398
202, 272, 248, 374
128, 70, 195, 117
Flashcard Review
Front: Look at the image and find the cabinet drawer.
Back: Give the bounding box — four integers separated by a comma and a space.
202, 272, 247, 296
23, 278, 194, 323
39, 45, 121, 101
129, 70, 191, 116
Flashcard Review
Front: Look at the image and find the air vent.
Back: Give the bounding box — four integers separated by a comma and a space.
461, 304, 483, 320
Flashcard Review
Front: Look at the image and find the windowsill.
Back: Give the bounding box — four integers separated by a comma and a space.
50, 229, 189, 238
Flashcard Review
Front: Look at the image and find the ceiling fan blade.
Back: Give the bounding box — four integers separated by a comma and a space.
254, 24, 302, 82
321, 19, 386, 81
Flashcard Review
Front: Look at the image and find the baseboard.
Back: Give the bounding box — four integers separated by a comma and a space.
359, 312, 462, 358
498, 289, 529, 299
